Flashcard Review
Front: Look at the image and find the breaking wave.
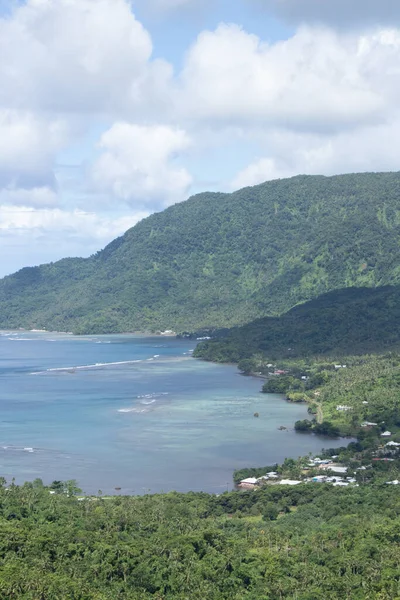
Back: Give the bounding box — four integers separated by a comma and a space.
30, 359, 144, 375
118, 392, 169, 413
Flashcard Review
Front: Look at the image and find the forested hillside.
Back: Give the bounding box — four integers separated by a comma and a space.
194, 285, 400, 362
1, 172, 400, 333
1, 479, 400, 599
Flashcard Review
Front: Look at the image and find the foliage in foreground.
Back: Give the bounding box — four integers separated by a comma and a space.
2, 172, 400, 333
1, 480, 400, 599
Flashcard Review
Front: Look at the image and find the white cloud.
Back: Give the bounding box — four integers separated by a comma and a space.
0, 110, 70, 190
0, 205, 148, 275
259, 0, 400, 29
231, 116, 400, 189
178, 24, 400, 132
0, 0, 174, 211
0, 0, 400, 275
91, 123, 192, 206
0, 206, 145, 240
0, 186, 58, 208
231, 158, 288, 189
0, 0, 171, 116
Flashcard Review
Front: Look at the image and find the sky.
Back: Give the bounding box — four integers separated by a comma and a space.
0, 0, 399, 276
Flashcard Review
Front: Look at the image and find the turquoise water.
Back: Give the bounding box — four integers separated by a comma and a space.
0, 331, 347, 494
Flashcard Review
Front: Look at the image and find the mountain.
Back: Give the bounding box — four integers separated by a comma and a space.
1, 171, 400, 334
193, 285, 400, 362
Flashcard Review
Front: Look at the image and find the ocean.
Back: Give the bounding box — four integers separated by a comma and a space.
0, 331, 347, 495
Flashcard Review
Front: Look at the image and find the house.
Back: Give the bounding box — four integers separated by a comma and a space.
381, 431, 392, 437
336, 405, 352, 411
238, 477, 258, 489
328, 466, 348, 474
386, 480, 400, 485
280, 479, 302, 486
386, 441, 400, 447
333, 481, 349, 486
361, 421, 378, 427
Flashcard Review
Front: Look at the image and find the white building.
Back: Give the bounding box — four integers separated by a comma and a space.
280, 479, 302, 486
328, 466, 348, 474
239, 477, 258, 485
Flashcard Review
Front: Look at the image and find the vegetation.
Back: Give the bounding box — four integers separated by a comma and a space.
306, 353, 400, 435
2, 351, 400, 597
234, 431, 400, 486
4, 171, 400, 596
2, 172, 400, 333
243, 353, 400, 438
2, 476, 400, 598
194, 285, 400, 362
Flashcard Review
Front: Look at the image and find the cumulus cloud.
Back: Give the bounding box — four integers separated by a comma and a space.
0, 110, 70, 191
0, 186, 58, 208
177, 24, 400, 132
258, 0, 400, 29
1, 0, 400, 274
0, 0, 173, 212
0, 205, 148, 275
0, 0, 171, 116
0, 206, 145, 240
91, 123, 192, 207
231, 116, 400, 189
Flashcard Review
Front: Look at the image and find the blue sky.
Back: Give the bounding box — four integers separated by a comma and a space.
0, 0, 399, 276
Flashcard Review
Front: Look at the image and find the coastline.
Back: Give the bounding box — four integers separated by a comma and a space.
0, 328, 178, 337
1, 331, 349, 494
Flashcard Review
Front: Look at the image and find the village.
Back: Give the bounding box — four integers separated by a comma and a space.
237, 439, 400, 489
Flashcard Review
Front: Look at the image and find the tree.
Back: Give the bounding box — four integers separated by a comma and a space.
295, 419, 313, 432
263, 503, 279, 521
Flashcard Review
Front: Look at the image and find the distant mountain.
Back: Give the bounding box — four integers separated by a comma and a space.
193, 286, 400, 362
1, 172, 400, 334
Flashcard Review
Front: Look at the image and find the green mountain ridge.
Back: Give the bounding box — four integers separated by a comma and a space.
193, 285, 400, 362
1, 171, 400, 333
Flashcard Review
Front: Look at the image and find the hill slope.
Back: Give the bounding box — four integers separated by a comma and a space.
193, 285, 400, 361
1, 172, 400, 333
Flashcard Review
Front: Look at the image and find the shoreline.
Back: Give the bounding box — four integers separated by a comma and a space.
1, 330, 355, 493
0, 328, 178, 338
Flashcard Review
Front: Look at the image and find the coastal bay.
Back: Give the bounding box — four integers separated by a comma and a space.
0, 331, 346, 495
